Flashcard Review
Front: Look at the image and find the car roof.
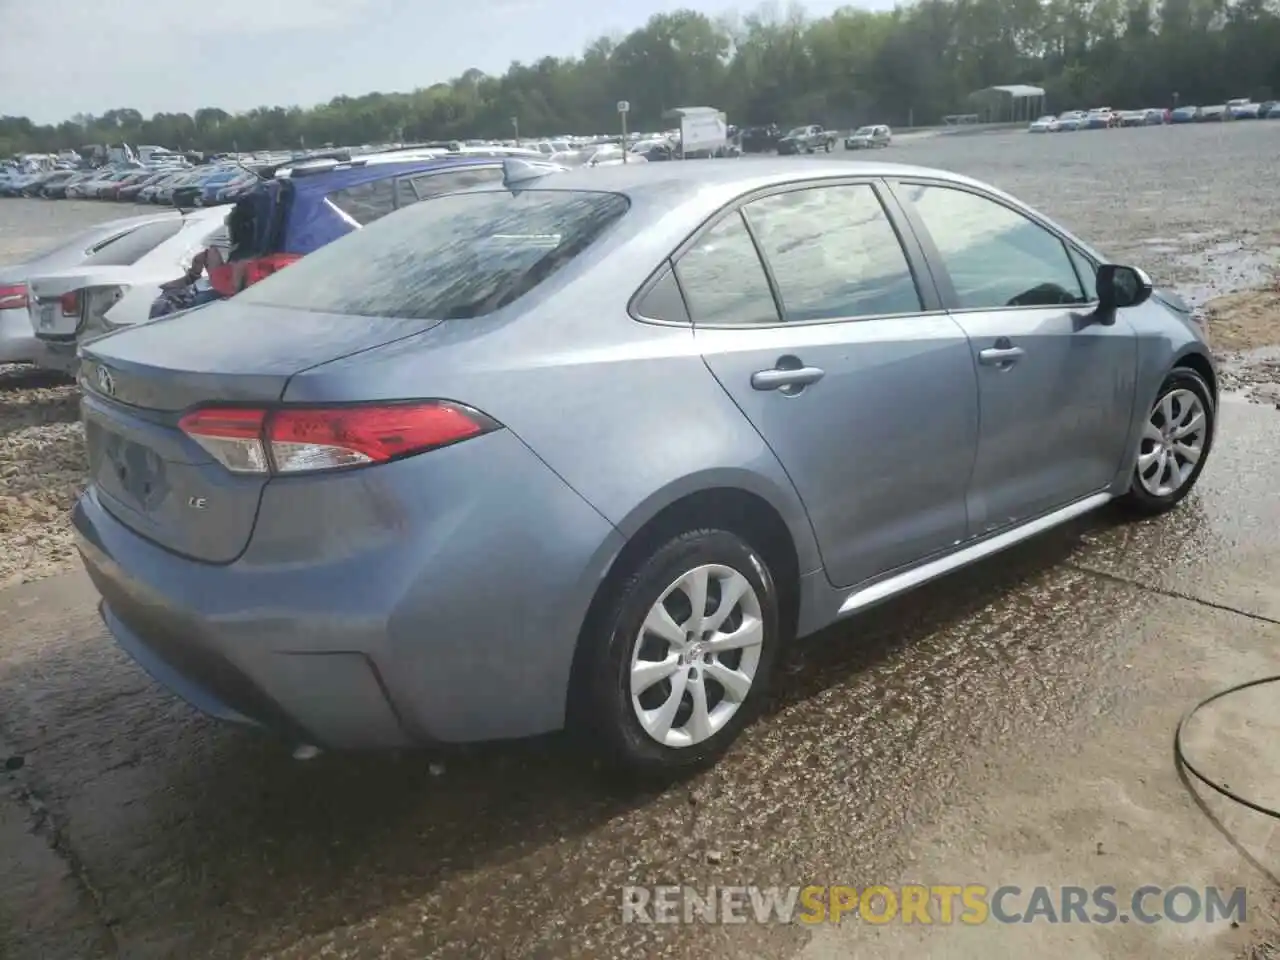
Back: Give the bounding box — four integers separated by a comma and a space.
287, 155, 511, 195
521, 158, 983, 215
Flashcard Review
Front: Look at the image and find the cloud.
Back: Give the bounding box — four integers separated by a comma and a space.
1, 0, 376, 120
1, 0, 898, 124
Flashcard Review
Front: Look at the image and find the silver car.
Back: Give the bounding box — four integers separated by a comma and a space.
30, 207, 229, 375
0, 212, 181, 366
72, 159, 1216, 775
845, 125, 893, 149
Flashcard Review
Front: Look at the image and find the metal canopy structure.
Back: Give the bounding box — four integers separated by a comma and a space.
967, 85, 1047, 123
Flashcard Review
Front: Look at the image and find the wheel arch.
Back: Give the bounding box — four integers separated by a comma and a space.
565, 479, 811, 725
1109, 344, 1219, 496
1171, 347, 1218, 404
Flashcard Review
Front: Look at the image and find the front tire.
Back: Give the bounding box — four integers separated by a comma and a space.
1118, 368, 1215, 515
573, 529, 781, 778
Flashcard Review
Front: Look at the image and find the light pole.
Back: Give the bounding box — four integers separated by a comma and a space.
511, 116, 519, 145
617, 100, 630, 163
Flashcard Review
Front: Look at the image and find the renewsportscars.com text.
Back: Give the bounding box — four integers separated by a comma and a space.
621, 884, 1248, 926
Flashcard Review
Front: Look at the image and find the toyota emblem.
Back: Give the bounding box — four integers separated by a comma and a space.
97, 365, 115, 397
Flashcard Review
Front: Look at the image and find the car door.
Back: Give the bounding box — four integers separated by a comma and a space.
889, 179, 1138, 535
678, 180, 980, 589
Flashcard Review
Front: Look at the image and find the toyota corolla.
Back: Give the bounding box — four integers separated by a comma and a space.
73, 159, 1216, 776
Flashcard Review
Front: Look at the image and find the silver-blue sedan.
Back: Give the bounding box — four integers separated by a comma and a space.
72, 158, 1217, 775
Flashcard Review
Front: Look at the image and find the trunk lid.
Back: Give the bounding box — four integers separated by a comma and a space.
78, 302, 445, 562
28, 270, 133, 340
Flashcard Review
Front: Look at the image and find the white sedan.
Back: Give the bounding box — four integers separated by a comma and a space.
1029, 115, 1060, 133
29, 207, 229, 375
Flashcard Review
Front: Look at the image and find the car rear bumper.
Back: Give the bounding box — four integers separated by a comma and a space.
73, 428, 625, 750
0, 307, 41, 364
35, 338, 78, 375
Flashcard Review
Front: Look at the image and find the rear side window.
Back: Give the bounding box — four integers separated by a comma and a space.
327, 179, 397, 225
81, 219, 185, 266
400, 167, 504, 204
674, 212, 779, 326
237, 189, 629, 319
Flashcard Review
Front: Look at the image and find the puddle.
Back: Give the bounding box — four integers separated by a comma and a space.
1170, 245, 1280, 306
1215, 345, 1280, 406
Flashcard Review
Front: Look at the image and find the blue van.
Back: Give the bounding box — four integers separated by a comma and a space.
219, 154, 518, 293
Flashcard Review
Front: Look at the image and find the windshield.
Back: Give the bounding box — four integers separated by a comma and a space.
786, 127, 808, 137
237, 188, 630, 320
854, 127, 875, 135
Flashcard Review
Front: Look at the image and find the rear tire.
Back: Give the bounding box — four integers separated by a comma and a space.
572, 529, 780, 779
1117, 368, 1215, 515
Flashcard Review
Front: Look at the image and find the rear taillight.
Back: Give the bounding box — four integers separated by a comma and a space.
178, 401, 498, 475
60, 291, 80, 317
241, 253, 301, 289
0, 283, 27, 311
177, 407, 269, 474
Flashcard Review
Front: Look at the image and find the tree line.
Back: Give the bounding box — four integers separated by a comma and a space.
3, 0, 1279, 157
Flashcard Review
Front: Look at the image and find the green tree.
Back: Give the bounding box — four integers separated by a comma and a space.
5, 0, 1280, 157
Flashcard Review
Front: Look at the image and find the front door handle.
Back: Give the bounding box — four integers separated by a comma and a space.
751, 366, 825, 391
978, 346, 1026, 367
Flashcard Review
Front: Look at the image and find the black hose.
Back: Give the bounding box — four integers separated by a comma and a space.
1174, 675, 1280, 820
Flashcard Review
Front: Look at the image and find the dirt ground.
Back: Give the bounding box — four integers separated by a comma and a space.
1208, 289, 1280, 352
0, 123, 1279, 959
0, 367, 81, 588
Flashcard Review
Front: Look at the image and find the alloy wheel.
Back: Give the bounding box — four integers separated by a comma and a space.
1137, 388, 1207, 497
629, 564, 764, 749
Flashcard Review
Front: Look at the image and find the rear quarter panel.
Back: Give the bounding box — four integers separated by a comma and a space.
281, 221, 824, 578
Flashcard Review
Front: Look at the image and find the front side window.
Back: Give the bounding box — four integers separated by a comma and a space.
1067, 246, 1098, 301
673, 212, 779, 326
902, 184, 1087, 309
745, 184, 922, 322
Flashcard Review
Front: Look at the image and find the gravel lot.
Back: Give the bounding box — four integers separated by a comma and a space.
1, 121, 1278, 590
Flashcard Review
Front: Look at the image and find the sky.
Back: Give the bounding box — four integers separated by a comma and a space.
1, 0, 895, 125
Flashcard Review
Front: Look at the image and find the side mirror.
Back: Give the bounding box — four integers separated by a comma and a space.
1096, 264, 1153, 313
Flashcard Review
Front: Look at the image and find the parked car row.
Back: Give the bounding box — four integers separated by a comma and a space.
0, 161, 273, 207
1030, 99, 1280, 131
1171, 98, 1280, 121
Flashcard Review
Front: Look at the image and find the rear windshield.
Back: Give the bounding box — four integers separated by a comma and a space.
81, 219, 184, 267
237, 189, 629, 319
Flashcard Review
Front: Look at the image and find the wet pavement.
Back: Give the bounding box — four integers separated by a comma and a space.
1, 125, 1279, 959
2, 397, 1277, 959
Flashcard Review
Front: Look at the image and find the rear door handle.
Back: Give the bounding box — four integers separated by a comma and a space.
978, 346, 1026, 366
751, 366, 825, 391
